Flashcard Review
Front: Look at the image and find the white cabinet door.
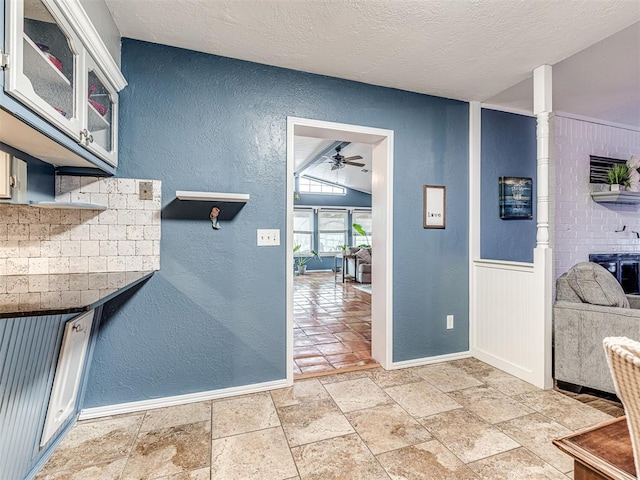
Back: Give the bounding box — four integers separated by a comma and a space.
82, 53, 118, 166
5, 0, 84, 140
40, 311, 93, 447
0, 152, 10, 199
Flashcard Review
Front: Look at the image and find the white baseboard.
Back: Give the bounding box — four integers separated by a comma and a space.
79, 378, 289, 420
471, 348, 537, 385
389, 350, 471, 370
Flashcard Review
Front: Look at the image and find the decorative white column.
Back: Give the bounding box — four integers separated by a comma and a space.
534, 65, 552, 249
533, 64, 554, 389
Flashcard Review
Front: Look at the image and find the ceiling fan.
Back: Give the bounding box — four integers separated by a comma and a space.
326, 145, 364, 170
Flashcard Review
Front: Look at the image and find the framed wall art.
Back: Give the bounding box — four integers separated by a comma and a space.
423, 185, 446, 229
499, 177, 533, 219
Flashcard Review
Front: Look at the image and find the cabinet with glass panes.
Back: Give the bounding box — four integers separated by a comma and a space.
4, 0, 123, 167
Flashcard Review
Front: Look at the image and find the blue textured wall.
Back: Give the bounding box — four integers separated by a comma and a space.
84, 39, 469, 407
480, 109, 537, 263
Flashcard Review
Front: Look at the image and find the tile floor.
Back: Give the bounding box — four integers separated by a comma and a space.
37, 358, 619, 480
293, 272, 376, 375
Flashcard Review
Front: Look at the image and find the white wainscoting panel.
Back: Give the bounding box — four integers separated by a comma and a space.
472, 259, 540, 384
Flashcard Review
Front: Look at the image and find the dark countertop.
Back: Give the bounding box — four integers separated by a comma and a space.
0, 271, 155, 318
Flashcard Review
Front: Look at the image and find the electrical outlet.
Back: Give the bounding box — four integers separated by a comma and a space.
139, 181, 153, 200
257, 229, 280, 246
447, 315, 454, 330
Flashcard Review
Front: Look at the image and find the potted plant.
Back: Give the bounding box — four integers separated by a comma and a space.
293, 244, 320, 275
352, 223, 371, 248
607, 163, 630, 191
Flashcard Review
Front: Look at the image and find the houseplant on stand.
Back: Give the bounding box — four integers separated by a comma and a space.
293, 244, 320, 275
352, 223, 371, 248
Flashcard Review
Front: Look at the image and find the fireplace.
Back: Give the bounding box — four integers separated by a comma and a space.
589, 253, 640, 294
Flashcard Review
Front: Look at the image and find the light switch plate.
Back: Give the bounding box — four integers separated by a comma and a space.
139, 181, 153, 200
257, 229, 280, 246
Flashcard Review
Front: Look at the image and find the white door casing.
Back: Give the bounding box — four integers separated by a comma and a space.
286, 117, 394, 382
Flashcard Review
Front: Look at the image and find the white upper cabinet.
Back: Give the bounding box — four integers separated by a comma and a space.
4, 0, 126, 167
82, 53, 117, 164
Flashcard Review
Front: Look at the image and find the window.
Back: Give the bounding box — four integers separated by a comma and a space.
293, 210, 314, 253
352, 210, 372, 246
298, 176, 346, 195
318, 210, 347, 253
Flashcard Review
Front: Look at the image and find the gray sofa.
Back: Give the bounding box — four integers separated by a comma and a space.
346, 247, 371, 284
554, 262, 640, 394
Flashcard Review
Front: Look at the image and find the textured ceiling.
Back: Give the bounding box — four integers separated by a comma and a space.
105, 0, 640, 122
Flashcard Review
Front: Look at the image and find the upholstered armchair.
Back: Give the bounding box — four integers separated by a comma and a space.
603, 336, 640, 478
554, 262, 640, 394
355, 248, 371, 283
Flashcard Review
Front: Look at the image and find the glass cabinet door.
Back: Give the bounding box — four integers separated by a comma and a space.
5, 0, 83, 138
83, 54, 117, 166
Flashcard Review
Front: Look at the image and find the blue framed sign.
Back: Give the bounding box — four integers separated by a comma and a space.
499, 177, 533, 219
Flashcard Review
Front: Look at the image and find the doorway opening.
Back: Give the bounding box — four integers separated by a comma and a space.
286, 117, 394, 383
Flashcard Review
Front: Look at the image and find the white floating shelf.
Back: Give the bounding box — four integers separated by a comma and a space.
176, 191, 250, 202
591, 191, 640, 204
30, 201, 108, 211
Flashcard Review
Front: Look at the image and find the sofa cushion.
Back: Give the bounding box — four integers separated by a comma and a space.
566, 262, 629, 308
355, 248, 372, 264
556, 273, 582, 303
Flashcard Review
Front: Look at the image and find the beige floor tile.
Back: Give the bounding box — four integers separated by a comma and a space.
278, 398, 354, 446
449, 385, 533, 424
210, 427, 297, 480
367, 368, 424, 388
140, 401, 211, 432
345, 403, 432, 454
384, 381, 462, 418
318, 369, 371, 384
35, 458, 127, 480
155, 467, 211, 479
292, 433, 389, 480
121, 421, 210, 480
211, 392, 279, 439
271, 378, 331, 408
497, 413, 573, 473
377, 439, 478, 480
324, 377, 393, 413
514, 390, 612, 430
468, 447, 567, 479
420, 409, 519, 463
449, 357, 497, 377
471, 368, 539, 397
39, 413, 144, 473
413, 363, 483, 392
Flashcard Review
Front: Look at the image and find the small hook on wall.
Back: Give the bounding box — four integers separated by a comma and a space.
210, 206, 221, 230
616, 225, 627, 233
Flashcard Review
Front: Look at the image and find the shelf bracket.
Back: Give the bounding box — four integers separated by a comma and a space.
0, 52, 9, 69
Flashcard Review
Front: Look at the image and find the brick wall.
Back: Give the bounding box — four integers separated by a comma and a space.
0, 176, 161, 277
554, 115, 640, 278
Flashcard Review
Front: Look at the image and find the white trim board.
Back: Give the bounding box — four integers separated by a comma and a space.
79, 378, 288, 420
472, 348, 535, 383
389, 351, 472, 370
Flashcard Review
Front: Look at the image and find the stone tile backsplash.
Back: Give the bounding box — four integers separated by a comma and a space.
0, 177, 161, 277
